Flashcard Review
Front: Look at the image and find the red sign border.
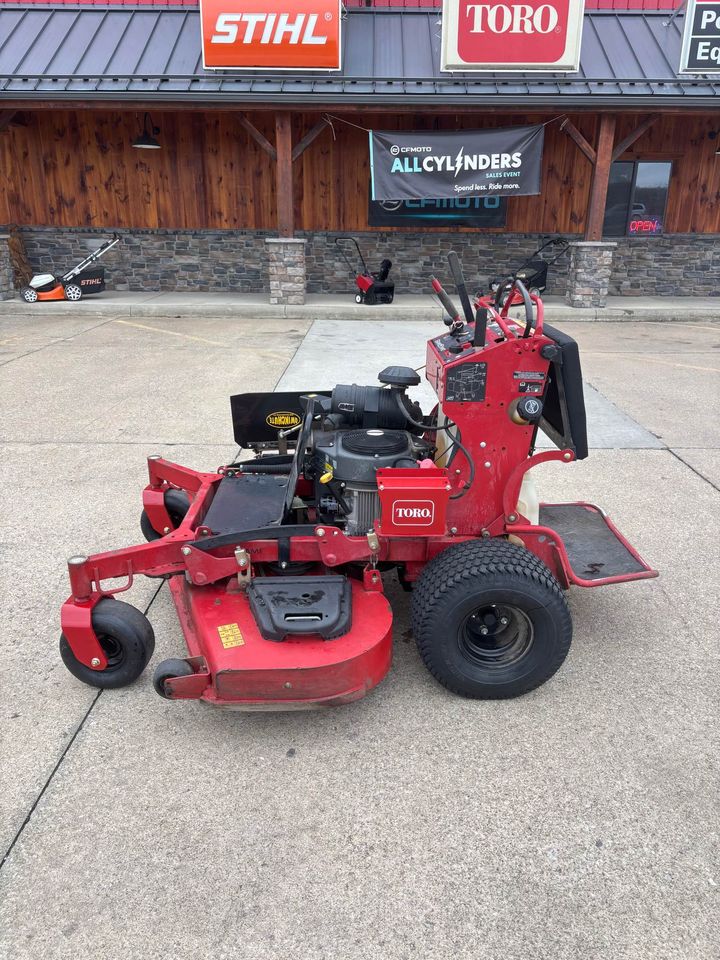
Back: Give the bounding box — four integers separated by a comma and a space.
441, 0, 586, 73
199, 0, 343, 72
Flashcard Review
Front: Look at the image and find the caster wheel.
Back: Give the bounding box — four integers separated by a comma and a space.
140, 488, 190, 542
529, 287, 541, 298
63, 283, 83, 301
59, 597, 155, 689
153, 658, 194, 699
21, 286, 38, 303
411, 539, 571, 700
355, 294, 363, 304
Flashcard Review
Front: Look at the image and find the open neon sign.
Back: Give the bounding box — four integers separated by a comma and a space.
629, 218, 663, 235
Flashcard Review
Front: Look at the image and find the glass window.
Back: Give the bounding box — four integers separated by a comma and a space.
603, 162, 634, 238
602, 161, 672, 238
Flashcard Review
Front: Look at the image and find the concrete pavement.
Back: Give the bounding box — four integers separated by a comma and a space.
0, 310, 718, 959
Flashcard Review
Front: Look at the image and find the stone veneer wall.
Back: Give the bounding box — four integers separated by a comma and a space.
0, 234, 13, 300
12, 227, 720, 298
18, 227, 270, 293
301, 231, 573, 296
609, 236, 720, 297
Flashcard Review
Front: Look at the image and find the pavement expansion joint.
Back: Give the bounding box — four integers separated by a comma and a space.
0, 580, 166, 873
668, 449, 720, 494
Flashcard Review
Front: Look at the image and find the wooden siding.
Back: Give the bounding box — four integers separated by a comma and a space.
1, 110, 719, 234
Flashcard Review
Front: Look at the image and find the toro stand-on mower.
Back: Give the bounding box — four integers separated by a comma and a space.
59, 251, 656, 707
20, 234, 120, 303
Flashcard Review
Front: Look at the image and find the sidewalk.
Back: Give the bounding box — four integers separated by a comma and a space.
2, 290, 720, 322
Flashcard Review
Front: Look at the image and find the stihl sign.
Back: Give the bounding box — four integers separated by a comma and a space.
200, 0, 342, 70
441, 0, 585, 72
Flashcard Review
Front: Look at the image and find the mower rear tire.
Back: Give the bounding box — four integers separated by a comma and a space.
21, 286, 38, 303
140, 488, 191, 542
63, 283, 83, 302
153, 658, 195, 699
411, 539, 571, 699
59, 597, 155, 689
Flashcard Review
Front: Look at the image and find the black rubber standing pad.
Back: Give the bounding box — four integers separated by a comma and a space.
540, 504, 645, 580
248, 576, 352, 642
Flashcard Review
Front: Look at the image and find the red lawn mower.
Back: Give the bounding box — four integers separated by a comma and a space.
59, 251, 657, 707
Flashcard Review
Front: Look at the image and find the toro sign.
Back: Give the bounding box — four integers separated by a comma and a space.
200, 0, 342, 70
441, 0, 586, 72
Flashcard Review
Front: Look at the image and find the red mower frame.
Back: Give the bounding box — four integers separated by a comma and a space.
59, 278, 657, 707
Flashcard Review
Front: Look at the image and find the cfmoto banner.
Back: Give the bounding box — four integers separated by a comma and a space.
369, 125, 544, 202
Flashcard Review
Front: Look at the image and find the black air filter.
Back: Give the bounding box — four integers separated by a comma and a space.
342, 429, 408, 456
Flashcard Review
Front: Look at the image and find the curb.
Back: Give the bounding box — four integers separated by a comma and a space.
1, 297, 719, 324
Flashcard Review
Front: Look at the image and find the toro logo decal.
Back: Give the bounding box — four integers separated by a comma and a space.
392, 500, 436, 526
265, 411, 301, 429
441, 0, 585, 72
201, 0, 342, 70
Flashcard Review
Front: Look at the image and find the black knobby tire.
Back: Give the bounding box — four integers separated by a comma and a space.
59, 597, 155, 689
153, 658, 194, 699
411, 539, 572, 699
140, 488, 190, 542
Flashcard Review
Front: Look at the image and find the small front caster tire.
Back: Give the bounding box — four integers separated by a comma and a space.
153, 658, 195, 699
528, 286, 541, 298
63, 283, 83, 301
355, 294, 363, 304
411, 539, 572, 700
21, 286, 38, 303
59, 597, 155, 689
140, 488, 190, 542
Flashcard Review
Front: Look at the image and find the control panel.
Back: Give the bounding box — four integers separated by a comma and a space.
430, 332, 475, 363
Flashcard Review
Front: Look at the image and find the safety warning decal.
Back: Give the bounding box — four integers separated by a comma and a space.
218, 623, 245, 648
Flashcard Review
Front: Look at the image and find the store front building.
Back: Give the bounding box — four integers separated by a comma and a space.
1, 0, 719, 304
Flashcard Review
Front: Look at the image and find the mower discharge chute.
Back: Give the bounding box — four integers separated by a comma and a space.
21, 235, 120, 303
59, 252, 657, 708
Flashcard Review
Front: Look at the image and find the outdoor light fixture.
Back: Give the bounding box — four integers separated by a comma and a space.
132, 113, 161, 150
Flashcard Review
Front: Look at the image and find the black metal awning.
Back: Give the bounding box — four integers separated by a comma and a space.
1, 5, 719, 108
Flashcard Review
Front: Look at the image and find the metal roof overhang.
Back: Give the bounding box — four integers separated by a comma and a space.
1, 6, 719, 110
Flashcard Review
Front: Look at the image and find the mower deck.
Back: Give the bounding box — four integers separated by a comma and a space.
165, 574, 393, 708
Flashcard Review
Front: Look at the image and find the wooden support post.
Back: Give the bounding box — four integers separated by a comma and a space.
275, 112, 294, 238
585, 114, 617, 242
0, 110, 17, 133
238, 114, 276, 160
291, 119, 330, 163
560, 118, 596, 165
611, 115, 659, 162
